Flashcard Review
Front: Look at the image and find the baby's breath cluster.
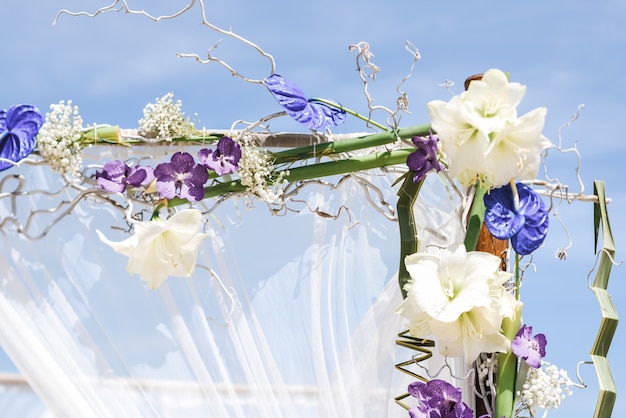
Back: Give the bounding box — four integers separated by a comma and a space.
138, 93, 196, 141
517, 361, 574, 415
236, 133, 288, 204
36, 100, 84, 175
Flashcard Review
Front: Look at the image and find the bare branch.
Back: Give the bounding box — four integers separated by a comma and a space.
55, 0, 275, 81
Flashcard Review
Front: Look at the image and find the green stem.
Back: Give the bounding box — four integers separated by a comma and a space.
86, 126, 225, 146
168, 148, 414, 206
515, 253, 520, 301
309, 97, 390, 132
81, 125, 122, 145
463, 184, 486, 251
169, 134, 224, 142
495, 253, 522, 418
271, 124, 431, 165
396, 173, 424, 298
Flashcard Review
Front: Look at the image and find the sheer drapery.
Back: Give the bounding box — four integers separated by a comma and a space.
0, 155, 465, 417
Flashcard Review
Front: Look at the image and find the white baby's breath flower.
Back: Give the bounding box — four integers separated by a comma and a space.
236, 133, 288, 204
138, 92, 195, 141
517, 361, 574, 416
396, 243, 521, 363
36, 100, 84, 176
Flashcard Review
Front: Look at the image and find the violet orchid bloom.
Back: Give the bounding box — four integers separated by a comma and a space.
154, 152, 208, 202
265, 74, 346, 130
129, 164, 155, 189
484, 181, 549, 255
407, 379, 474, 418
198, 136, 241, 176
406, 132, 443, 183
0, 104, 43, 171
97, 160, 154, 193
511, 324, 547, 368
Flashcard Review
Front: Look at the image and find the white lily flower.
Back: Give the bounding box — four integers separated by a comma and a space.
484, 107, 551, 187
97, 209, 208, 289
396, 244, 521, 363
427, 68, 551, 188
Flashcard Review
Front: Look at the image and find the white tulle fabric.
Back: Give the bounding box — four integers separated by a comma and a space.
0, 158, 467, 417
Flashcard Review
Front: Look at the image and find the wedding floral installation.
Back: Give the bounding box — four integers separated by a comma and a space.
0, 2, 618, 418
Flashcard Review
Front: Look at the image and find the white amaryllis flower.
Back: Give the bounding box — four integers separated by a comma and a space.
396, 244, 521, 363
97, 209, 208, 289
427, 69, 551, 188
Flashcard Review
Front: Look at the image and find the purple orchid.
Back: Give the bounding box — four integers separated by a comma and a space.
406, 132, 443, 183
154, 152, 208, 202
511, 324, 547, 368
96, 160, 155, 193
198, 136, 241, 176
407, 379, 474, 418
0, 104, 43, 171
484, 181, 549, 255
265, 74, 346, 130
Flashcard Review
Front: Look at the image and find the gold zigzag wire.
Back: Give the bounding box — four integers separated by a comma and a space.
394, 330, 435, 410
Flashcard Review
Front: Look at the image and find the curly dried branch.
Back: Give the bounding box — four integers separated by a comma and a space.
54, 0, 197, 25
55, 0, 275, 81
347, 41, 422, 131
542, 104, 585, 196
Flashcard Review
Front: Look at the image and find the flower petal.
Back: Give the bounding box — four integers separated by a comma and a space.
96, 229, 138, 257
155, 178, 177, 199
407, 134, 443, 182
96, 160, 128, 193
512, 184, 549, 255
484, 181, 548, 250
265, 74, 346, 130
98, 210, 207, 289
399, 244, 515, 364
485, 107, 549, 187
428, 70, 550, 188
126, 166, 148, 188
484, 190, 525, 239
0, 105, 43, 171
164, 209, 205, 235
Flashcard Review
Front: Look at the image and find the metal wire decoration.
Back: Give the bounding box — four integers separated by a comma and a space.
393, 330, 435, 410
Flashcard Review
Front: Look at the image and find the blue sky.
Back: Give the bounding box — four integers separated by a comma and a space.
2, 1, 625, 417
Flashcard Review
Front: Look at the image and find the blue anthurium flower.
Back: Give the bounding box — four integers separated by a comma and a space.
484, 181, 549, 255
0, 104, 44, 171
265, 74, 346, 130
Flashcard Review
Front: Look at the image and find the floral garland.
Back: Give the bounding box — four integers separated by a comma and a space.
0, 65, 617, 418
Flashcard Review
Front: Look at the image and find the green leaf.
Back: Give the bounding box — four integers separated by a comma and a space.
590, 180, 618, 418
396, 174, 424, 298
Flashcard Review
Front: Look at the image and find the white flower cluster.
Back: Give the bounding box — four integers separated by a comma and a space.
518, 361, 574, 415
428, 69, 551, 189
396, 244, 521, 364
36, 100, 84, 175
138, 92, 195, 141
236, 133, 288, 204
